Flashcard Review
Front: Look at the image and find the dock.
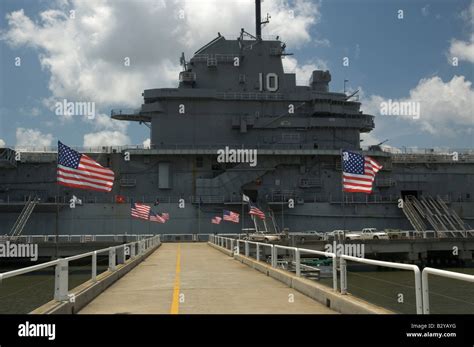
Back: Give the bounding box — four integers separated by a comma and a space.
80, 243, 335, 314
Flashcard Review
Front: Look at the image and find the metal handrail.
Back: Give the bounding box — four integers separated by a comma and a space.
340, 254, 423, 314
210, 236, 427, 313
422, 267, 474, 314
211, 236, 336, 290
0, 235, 161, 303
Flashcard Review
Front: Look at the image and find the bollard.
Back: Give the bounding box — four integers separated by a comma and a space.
230, 239, 234, 253
54, 259, 69, 301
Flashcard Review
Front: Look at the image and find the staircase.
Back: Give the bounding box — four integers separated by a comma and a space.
402, 195, 470, 237
402, 196, 426, 231
196, 156, 300, 199
10, 196, 39, 238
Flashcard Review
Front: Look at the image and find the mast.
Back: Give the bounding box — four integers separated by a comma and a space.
255, 0, 262, 40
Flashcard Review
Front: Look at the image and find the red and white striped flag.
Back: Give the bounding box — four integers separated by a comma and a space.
223, 210, 239, 223
342, 150, 383, 194
211, 216, 222, 224
57, 141, 115, 192
161, 213, 170, 221
150, 211, 166, 223
131, 203, 151, 220
249, 203, 265, 220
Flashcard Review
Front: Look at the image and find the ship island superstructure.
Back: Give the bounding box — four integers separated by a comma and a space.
0, 0, 473, 239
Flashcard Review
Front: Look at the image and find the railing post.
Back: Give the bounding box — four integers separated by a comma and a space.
256, 244, 260, 261
295, 249, 301, 277
245, 241, 249, 257
414, 268, 423, 315
422, 270, 430, 314
230, 239, 234, 253
109, 247, 116, 271
117, 245, 125, 264
271, 246, 277, 268
131, 242, 136, 257
340, 257, 347, 294
54, 259, 69, 301
332, 255, 337, 291
92, 251, 97, 282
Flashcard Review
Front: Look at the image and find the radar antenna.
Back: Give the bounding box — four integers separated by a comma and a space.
255, 0, 270, 40
180, 52, 187, 71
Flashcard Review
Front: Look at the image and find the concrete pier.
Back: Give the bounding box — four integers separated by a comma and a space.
79, 243, 336, 314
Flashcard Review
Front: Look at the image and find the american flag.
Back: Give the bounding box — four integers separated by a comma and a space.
211, 216, 222, 224
149, 211, 165, 223
223, 210, 239, 223
57, 141, 115, 192
131, 202, 151, 220
249, 203, 265, 220
161, 213, 170, 221
342, 150, 383, 194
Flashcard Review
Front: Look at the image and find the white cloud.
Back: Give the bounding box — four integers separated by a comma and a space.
83, 131, 130, 147
15, 128, 53, 147
449, 35, 474, 63
448, 1, 474, 63
1, 0, 321, 108
0, 139, 5, 147
421, 5, 430, 17
361, 75, 474, 137
89, 113, 127, 132
143, 138, 151, 149
82, 113, 129, 146
282, 56, 328, 85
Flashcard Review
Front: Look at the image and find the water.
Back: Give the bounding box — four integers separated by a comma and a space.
321, 267, 474, 314
0, 260, 110, 314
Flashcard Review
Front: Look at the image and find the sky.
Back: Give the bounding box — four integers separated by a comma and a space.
0, 0, 473, 150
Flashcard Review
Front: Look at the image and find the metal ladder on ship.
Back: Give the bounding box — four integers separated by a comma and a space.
9, 195, 39, 238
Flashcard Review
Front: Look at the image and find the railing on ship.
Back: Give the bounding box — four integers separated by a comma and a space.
5, 144, 474, 155
1, 193, 471, 205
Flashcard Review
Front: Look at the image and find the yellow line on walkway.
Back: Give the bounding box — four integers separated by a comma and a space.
170, 244, 181, 314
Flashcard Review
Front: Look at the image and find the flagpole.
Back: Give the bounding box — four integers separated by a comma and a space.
198, 198, 201, 235
341, 149, 346, 242
281, 192, 284, 231
55, 184, 59, 259
241, 198, 244, 237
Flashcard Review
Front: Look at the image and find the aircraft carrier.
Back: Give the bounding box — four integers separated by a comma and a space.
0, 0, 473, 239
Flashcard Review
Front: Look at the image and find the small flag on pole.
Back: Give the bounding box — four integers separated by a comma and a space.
249, 203, 265, 220
223, 210, 239, 223
131, 202, 151, 220
342, 150, 383, 194
150, 211, 166, 223
211, 216, 222, 224
57, 141, 115, 192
